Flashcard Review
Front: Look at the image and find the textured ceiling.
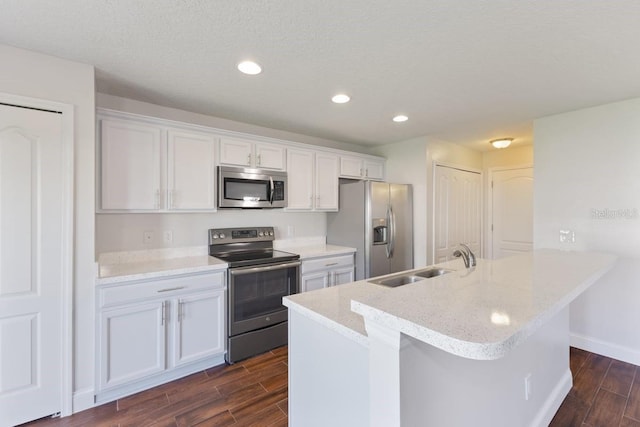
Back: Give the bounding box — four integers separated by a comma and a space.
2, 1, 640, 151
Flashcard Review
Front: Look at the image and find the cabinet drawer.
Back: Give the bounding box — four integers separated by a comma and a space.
99, 271, 225, 308
301, 254, 354, 274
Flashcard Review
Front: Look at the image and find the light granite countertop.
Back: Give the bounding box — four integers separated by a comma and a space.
273, 237, 355, 260
96, 247, 228, 285
284, 249, 617, 359
286, 244, 356, 260
96, 240, 354, 285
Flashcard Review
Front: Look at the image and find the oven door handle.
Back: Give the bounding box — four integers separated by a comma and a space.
229, 260, 301, 276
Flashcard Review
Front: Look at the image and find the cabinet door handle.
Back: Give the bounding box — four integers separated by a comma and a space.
161, 301, 166, 326
157, 286, 185, 293
359, 168, 363, 177
365, 168, 369, 177
178, 299, 183, 322
257, 154, 261, 166
325, 262, 338, 267
247, 154, 252, 165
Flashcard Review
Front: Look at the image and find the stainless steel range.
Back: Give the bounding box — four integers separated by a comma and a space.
208, 227, 300, 364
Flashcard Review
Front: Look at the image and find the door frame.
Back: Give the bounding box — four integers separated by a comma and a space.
431, 161, 483, 265
0, 92, 74, 416
486, 164, 533, 259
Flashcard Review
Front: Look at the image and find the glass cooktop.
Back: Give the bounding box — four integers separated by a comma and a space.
211, 249, 299, 268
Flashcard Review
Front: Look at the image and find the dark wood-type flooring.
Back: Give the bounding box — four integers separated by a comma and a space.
551, 347, 640, 426
22, 346, 640, 427
23, 346, 289, 427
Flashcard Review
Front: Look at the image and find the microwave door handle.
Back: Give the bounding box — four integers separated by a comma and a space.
269, 176, 274, 205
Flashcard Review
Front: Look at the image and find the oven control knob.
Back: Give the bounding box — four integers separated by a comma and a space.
258, 231, 264, 237
269, 231, 274, 236
212, 234, 219, 239
219, 233, 226, 239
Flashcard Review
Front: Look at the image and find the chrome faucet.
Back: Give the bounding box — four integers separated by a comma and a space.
453, 243, 476, 268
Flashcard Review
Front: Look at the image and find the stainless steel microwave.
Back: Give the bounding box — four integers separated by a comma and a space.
217, 166, 287, 209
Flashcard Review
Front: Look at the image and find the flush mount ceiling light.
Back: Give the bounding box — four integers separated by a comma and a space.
490, 138, 513, 149
331, 94, 351, 104
392, 115, 408, 123
237, 61, 262, 75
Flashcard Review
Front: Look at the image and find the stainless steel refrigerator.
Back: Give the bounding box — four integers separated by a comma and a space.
327, 180, 413, 280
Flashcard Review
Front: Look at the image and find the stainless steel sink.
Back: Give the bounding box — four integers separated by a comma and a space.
369, 268, 453, 287
413, 267, 453, 279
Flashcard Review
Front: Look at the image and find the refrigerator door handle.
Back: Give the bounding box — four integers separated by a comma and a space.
388, 205, 396, 258
385, 205, 396, 258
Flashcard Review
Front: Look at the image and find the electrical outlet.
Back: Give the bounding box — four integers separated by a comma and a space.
524, 374, 532, 401
559, 229, 575, 243
163, 230, 173, 244
143, 231, 154, 244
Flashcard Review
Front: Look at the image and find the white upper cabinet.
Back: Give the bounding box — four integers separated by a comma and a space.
98, 109, 387, 213
255, 142, 286, 170
286, 148, 314, 210
99, 115, 217, 212
219, 137, 285, 170
101, 119, 162, 210
339, 155, 385, 181
363, 159, 385, 180
167, 129, 216, 210
286, 148, 338, 211
314, 152, 339, 210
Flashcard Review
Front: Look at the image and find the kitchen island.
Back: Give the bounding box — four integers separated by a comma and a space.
283, 249, 616, 427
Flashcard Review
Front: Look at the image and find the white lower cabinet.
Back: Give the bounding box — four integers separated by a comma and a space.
172, 291, 225, 367
300, 253, 355, 292
96, 271, 226, 403
100, 301, 167, 390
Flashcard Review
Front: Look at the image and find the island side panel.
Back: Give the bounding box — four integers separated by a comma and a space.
398, 307, 571, 427
288, 310, 369, 427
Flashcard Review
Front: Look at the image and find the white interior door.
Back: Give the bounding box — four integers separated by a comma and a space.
490, 167, 533, 259
0, 103, 66, 425
434, 165, 482, 264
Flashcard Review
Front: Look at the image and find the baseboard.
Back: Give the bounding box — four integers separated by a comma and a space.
530, 369, 572, 427
94, 354, 225, 405
72, 387, 95, 413
571, 333, 640, 366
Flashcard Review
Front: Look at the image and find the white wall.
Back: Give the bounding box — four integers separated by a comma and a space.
0, 44, 96, 408
375, 136, 483, 267
534, 97, 640, 364
482, 145, 533, 170
96, 211, 327, 253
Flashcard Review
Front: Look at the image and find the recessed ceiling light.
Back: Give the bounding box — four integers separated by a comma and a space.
237, 61, 262, 75
331, 94, 350, 104
392, 115, 408, 123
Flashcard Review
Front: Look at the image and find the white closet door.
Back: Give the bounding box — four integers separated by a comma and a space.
491, 167, 533, 258
434, 165, 482, 264
0, 104, 65, 425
